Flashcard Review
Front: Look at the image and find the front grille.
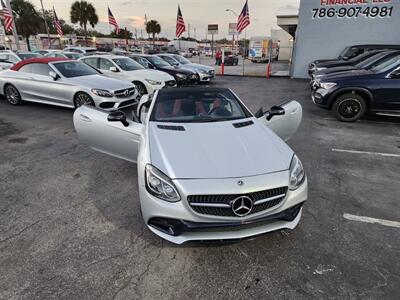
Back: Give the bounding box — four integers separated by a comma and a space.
187, 186, 287, 217
118, 99, 136, 108
165, 80, 176, 87
114, 87, 136, 98
157, 125, 185, 131
233, 120, 254, 128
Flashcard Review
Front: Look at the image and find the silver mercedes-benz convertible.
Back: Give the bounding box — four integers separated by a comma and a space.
73, 87, 308, 244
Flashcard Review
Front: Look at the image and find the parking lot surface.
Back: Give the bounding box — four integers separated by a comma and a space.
1, 77, 399, 300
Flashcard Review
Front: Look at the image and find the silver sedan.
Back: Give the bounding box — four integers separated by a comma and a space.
0, 58, 138, 110
73, 87, 307, 244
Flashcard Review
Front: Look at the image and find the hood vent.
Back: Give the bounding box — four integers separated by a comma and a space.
157, 124, 186, 131
233, 120, 254, 128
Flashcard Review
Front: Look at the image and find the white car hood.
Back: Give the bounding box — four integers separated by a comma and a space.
124, 69, 174, 82
66, 75, 134, 91
149, 118, 293, 179
188, 63, 213, 71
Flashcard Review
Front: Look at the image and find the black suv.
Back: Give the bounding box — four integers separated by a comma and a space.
311, 54, 400, 122
308, 44, 400, 75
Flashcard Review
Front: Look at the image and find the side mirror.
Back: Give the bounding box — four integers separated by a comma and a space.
254, 107, 264, 118
49, 71, 59, 81
266, 106, 285, 121
109, 66, 119, 72
107, 110, 129, 127
137, 95, 151, 123
149, 64, 156, 69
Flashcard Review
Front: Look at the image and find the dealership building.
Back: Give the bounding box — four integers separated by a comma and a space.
280, 0, 400, 78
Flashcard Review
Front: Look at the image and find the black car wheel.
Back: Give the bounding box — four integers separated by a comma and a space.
74, 92, 95, 108
4, 84, 22, 105
134, 81, 147, 96
333, 93, 367, 122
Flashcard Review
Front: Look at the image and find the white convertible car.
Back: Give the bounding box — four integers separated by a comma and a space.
74, 87, 307, 244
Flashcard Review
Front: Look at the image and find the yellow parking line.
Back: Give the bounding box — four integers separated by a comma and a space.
332, 148, 400, 158
343, 213, 400, 229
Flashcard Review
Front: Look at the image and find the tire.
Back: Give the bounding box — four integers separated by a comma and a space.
332, 93, 367, 122
74, 92, 95, 108
133, 81, 147, 96
4, 84, 22, 105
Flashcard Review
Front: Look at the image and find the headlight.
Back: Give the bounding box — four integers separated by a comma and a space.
289, 155, 305, 191
145, 165, 181, 202
145, 79, 162, 85
199, 69, 208, 74
91, 89, 113, 97
175, 73, 187, 79
320, 82, 337, 90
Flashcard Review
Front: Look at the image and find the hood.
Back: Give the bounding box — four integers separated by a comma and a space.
149, 118, 293, 179
320, 69, 373, 81
315, 65, 358, 77
180, 63, 213, 72
125, 69, 174, 81
66, 74, 134, 91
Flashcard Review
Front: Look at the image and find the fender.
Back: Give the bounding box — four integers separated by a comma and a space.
327, 87, 374, 108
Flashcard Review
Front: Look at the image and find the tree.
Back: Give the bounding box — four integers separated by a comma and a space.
70, 1, 98, 41
11, 0, 42, 51
110, 28, 133, 39
145, 20, 161, 46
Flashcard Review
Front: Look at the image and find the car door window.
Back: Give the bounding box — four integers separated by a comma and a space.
83, 57, 98, 69
99, 58, 115, 70
8, 55, 19, 63
18, 64, 32, 73
30, 63, 53, 77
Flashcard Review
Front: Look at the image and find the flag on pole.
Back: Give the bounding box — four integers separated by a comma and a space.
0, 0, 14, 32
53, 7, 63, 36
176, 5, 186, 38
236, 0, 250, 34
108, 7, 120, 34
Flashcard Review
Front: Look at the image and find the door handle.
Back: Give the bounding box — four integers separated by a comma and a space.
79, 114, 92, 122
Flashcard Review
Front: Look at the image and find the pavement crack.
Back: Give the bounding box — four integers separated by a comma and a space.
0, 219, 42, 244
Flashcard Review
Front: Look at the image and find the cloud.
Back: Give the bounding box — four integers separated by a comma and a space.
275, 4, 299, 15
121, 1, 132, 6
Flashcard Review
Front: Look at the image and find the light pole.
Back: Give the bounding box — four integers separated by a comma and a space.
225, 9, 238, 53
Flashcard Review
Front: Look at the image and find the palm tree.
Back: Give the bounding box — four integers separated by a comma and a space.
70, 1, 98, 43
145, 20, 161, 47
11, 0, 42, 51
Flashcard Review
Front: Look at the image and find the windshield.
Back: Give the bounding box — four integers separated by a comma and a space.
348, 51, 378, 63
53, 61, 100, 78
338, 47, 350, 59
147, 56, 170, 68
64, 53, 82, 59
370, 54, 400, 73
112, 57, 144, 71
173, 55, 190, 64
18, 53, 42, 60
355, 53, 384, 68
151, 90, 251, 123
160, 55, 179, 66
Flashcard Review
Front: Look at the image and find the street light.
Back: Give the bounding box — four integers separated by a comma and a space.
225, 8, 239, 17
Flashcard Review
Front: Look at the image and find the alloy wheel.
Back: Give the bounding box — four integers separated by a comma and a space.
337, 98, 362, 119
5, 85, 20, 105
75, 93, 94, 107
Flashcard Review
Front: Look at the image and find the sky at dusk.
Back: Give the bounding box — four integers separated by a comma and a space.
31, 0, 300, 39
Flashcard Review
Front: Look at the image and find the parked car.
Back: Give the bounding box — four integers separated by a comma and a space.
128, 54, 198, 85
156, 53, 215, 83
309, 50, 385, 75
216, 51, 239, 66
63, 46, 97, 54
311, 50, 400, 81
0, 58, 139, 110
73, 87, 307, 244
45, 51, 83, 60
311, 53, 400, 122
80, 55, 176, 95
309, 45, 400, 75
0, 51, 42, 70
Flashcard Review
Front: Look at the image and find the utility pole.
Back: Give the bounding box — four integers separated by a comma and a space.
188, 23, 190, 38
39, 0, 52, 49
194, 27, 196, 40
5, 0, 20, 50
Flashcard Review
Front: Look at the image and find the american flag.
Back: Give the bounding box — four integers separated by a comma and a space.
1, 0, 14, 33
176, 5, 185, 38
53, 7, 63, 36
236, 0, 250, 34
108, 7, 120, 34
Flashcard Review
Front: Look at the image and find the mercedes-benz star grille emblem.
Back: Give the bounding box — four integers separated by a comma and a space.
231, 196, 253, 217
124, 89, 129, 96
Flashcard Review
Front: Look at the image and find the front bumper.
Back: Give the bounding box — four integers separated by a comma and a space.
93, 95, 138, 110
311, 88, 331, 108
139, 171, 308, 244
198, 71, 215, 82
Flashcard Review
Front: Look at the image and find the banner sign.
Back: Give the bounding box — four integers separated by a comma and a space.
208, 24, 218, 34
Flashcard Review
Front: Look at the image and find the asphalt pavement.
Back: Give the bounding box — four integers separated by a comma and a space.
1, 77, 399, 299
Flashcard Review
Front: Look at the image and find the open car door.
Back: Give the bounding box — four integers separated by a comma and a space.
73, 106, 144, 163
257, 100, 302, 141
